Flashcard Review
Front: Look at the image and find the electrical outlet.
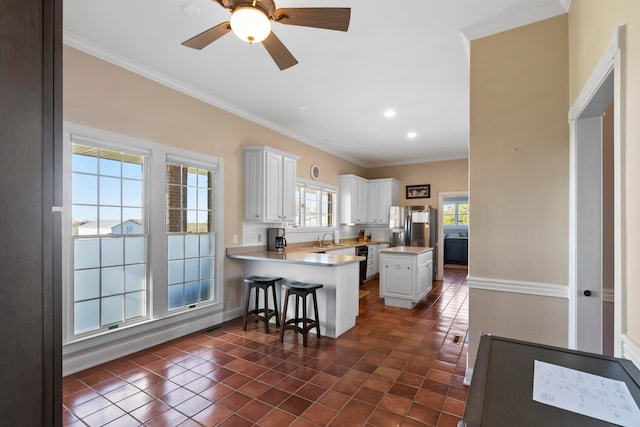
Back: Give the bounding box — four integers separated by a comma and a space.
232, 233, 238, 244
257, 233, 262, 242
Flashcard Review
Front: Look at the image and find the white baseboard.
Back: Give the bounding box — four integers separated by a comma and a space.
63, 306, 243, 376
463, 368, 473, 386
467, 276, 568, 299
622, 334, 640, 369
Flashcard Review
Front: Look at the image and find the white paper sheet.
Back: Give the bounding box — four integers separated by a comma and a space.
533, 360, 640, 426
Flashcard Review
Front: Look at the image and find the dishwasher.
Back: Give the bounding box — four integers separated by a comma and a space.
356, 245, 368, 284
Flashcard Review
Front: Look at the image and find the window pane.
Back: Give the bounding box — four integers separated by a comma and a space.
74, 239, 100, 269
200, 279, 212, 301
122, 156, 142, 179
72, 145, 98, 173
185, 234, 199, 258
198, 188, 208, 209
200, 257, 213, 279
200, 235, 212, 256
73, 173, 98, 205
168, 260, 183, 285
73, 205, 97, 228
125, 291, 145, 320
100, 206, 121, 232
168, 285, 183, 310
100, 176, 121, 206
185, 282, 199, 305
101, 295, 123, 325
101, 266, 124, 296
125, 237, 145, 264
198, 170, 210, 188
102, 237, 123, 266
99, 149, 121, 177
74, 269, 100, 301
186, 167, 198, 186
168, 235, 184, 260
123, 208, 142, 227
197, 211, 209, 232
184, 258, 199, 283
186, 187, 197, 210
74, 300, 100, 333
122, 179, 142, 207
125, 264, 145, 292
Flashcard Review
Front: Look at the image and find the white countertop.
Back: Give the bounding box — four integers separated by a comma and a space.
226, 250, 365, 266
379, 246, 434, 255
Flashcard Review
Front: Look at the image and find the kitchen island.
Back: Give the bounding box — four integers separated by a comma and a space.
379, 246, 434, 308
226, 249, 365, 339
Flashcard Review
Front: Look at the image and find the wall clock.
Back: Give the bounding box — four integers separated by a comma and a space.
310, 164, 320, 180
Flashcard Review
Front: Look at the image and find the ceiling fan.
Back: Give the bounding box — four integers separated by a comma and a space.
181, 0, 351, 70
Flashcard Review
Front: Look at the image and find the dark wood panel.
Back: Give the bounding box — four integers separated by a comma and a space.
463, 335, 640, 426
0, 0, 62, 425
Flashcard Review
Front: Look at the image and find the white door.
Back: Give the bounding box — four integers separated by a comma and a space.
575, 116, 603, 354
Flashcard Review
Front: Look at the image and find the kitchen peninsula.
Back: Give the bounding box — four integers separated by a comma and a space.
227, 248, 365, 339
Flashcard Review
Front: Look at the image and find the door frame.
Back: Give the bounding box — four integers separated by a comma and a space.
568, 26, 626, 355
438, 191, 469, 279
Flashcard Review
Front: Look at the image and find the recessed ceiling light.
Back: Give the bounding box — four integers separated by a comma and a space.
181, 3, 200, 17
407, 131, 417, 139
384, 110, 396, 118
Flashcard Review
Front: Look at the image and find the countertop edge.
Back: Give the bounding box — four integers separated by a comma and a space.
227, 250, 365, 267
379, 246, 434, 255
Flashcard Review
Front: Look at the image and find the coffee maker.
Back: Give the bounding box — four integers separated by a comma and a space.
267, 228, 287, 252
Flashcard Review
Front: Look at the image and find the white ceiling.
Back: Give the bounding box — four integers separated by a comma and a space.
63, 0, 570, 167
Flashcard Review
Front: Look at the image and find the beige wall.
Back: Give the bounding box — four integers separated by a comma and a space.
568, 0, 640, 351
367, 159, 468, 206
468, 15, 570, 366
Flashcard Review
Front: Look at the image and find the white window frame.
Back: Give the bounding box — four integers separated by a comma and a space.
287, 178, 338, 232
443, 200, 469, 227
62, 123, 224, 372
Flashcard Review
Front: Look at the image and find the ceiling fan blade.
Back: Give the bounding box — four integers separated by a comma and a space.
181, 22, 231, 50
273, 8, 351, 32
262, 32, 298, 70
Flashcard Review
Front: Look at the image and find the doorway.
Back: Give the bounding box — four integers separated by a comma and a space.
569, 27, 625, 356
438, 191, 469, 279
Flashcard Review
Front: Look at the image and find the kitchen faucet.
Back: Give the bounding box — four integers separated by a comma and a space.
321, 232, 334, 246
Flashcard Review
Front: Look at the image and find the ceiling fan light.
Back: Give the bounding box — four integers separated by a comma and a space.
230, 7, 271, 43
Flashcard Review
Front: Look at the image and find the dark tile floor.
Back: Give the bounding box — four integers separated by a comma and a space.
63, 268, 469, 426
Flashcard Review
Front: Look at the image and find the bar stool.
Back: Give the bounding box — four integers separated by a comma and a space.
242, 276, 282, 333
280, 281, 323, 347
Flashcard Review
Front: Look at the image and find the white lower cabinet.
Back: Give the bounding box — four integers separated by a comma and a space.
379, 247, 433, 308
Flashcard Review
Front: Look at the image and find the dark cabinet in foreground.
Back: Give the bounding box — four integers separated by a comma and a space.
444, 237, 468, 264
461, 335, 640, 427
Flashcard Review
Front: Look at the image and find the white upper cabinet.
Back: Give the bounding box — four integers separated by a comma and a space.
339, 174, 368, 224
340, 175, 398, 224
243, 146, 298, 222
370, 178, 399, 224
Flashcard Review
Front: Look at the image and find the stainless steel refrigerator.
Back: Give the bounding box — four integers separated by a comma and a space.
389, 205, 437, 277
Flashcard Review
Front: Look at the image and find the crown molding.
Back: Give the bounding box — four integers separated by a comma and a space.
461, 0, 570, 41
